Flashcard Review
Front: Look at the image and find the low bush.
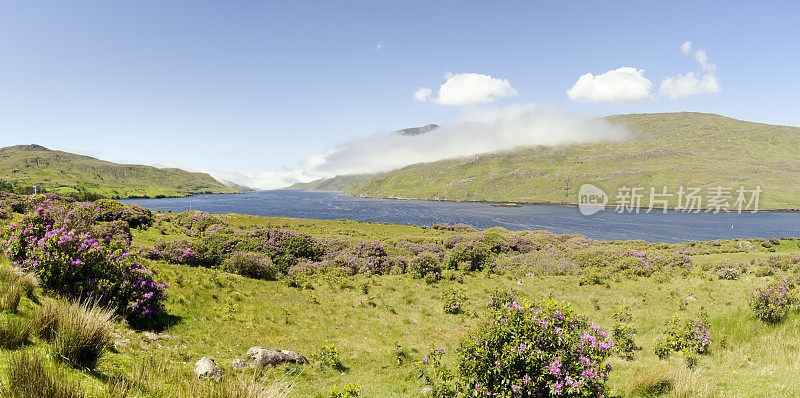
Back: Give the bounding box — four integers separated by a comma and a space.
654, 315, 711, 360
749, 278, 798, 323
715, 267, 741, 280
448, 299, 614, 396
312, 343, 344, 371
444, 240, 492, 271
223, 251, 280, 280
611, 305, 640, 360
408, 251, 442, 279
330, 241, 395, 275
93, 199, 154, 229
442, 288, 467, 314
171, 210, 226, 236
145, 239, 218, 267
4, 206, 166, 320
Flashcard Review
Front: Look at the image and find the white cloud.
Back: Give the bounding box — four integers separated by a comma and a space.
681, 40, 692, 55
415, 72, 517, 106
228, 104, 630, 189
566, 67, 653, 103
659, 42, 720, 99
659, 72, 720, 99
413, 87, 433, 102
376, 42, 383, 51
694, 49, 716, 72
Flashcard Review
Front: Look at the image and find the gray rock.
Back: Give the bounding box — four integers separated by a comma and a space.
246, 346, 263, 358
232, 358, 250, 369
194, 357, 222, 381
247, 347, 308, 367
144, 332, 159, 341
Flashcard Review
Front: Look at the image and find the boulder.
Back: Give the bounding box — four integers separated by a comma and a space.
246, 347, 308, 367
232, 358, 250, 369
194, 357, 222, 381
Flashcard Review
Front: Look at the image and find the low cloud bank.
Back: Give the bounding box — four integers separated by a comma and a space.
219, 104, 629, 189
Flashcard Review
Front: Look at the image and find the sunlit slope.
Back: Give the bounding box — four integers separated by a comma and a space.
292, 113, 800, 209
0, 144, 241, 198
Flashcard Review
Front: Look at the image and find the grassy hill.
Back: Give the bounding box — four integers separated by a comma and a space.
292, 113, 800, 209
0, 144, 241, 199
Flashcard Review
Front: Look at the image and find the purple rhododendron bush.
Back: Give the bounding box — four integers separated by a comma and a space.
2, 196, 166, 320
418, 296, 615, 397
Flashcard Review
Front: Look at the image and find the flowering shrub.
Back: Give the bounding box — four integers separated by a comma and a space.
223, 251, 279, 280
749, 279, 798, 322
403, 242, 446, 259
92, 199, 153, 229
330, 241, 394, 275
442, 288, 467, 314
611, 305, 639, 360
145, 239, 218, 267
172, 210, 226, 236
444, 240, 492, 271
3, 206, 166, 319
431, 223, 476, 232
454, 299, 614, 397
222, 227, 325, 269
92, 220, 132, 248
408, 252, 442, 279
653, 315, 711, 360
715, 267, 741, 280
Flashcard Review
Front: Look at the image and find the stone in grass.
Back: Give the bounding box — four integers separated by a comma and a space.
247, 346, 309, 367
232, 358, 251, 369
195, 357, 222, 381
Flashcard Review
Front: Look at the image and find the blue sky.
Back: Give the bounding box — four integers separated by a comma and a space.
0, 1, 798, 187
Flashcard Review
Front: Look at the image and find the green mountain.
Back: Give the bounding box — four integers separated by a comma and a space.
290, 112, 800, 210
0, 144, 241, 199
394, 123, 439, 136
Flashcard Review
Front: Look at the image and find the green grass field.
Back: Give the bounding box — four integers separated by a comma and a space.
3, 210, 800, 397
292, 112, 800, 210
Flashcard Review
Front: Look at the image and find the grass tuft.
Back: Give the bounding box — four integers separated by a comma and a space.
34, 298, 115, 370
0, 317, 31, 349
0, 281, 23, 313
0, 350, 87, 398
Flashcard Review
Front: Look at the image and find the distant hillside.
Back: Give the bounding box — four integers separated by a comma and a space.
0, 144, 242, 199
394, 124, 439, 136
290, 113, 800, 209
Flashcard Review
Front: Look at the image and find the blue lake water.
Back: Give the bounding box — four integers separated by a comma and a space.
122, 190, 800, 243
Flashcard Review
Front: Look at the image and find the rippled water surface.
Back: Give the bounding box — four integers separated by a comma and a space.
123, 190, 800, 243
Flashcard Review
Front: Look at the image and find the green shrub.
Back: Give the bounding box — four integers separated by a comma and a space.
611, 305, 639, 360
452, 299, 614, 396
653, 315, 711, 360
749, 279, 798, 322
0, 351, 87, 398
442, 288, 467, 314
408, 251, 442, 278
329, 382, 360, 398
312, 343, 344, 371
444, 240, 492, 271
223, 251, 279, 280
